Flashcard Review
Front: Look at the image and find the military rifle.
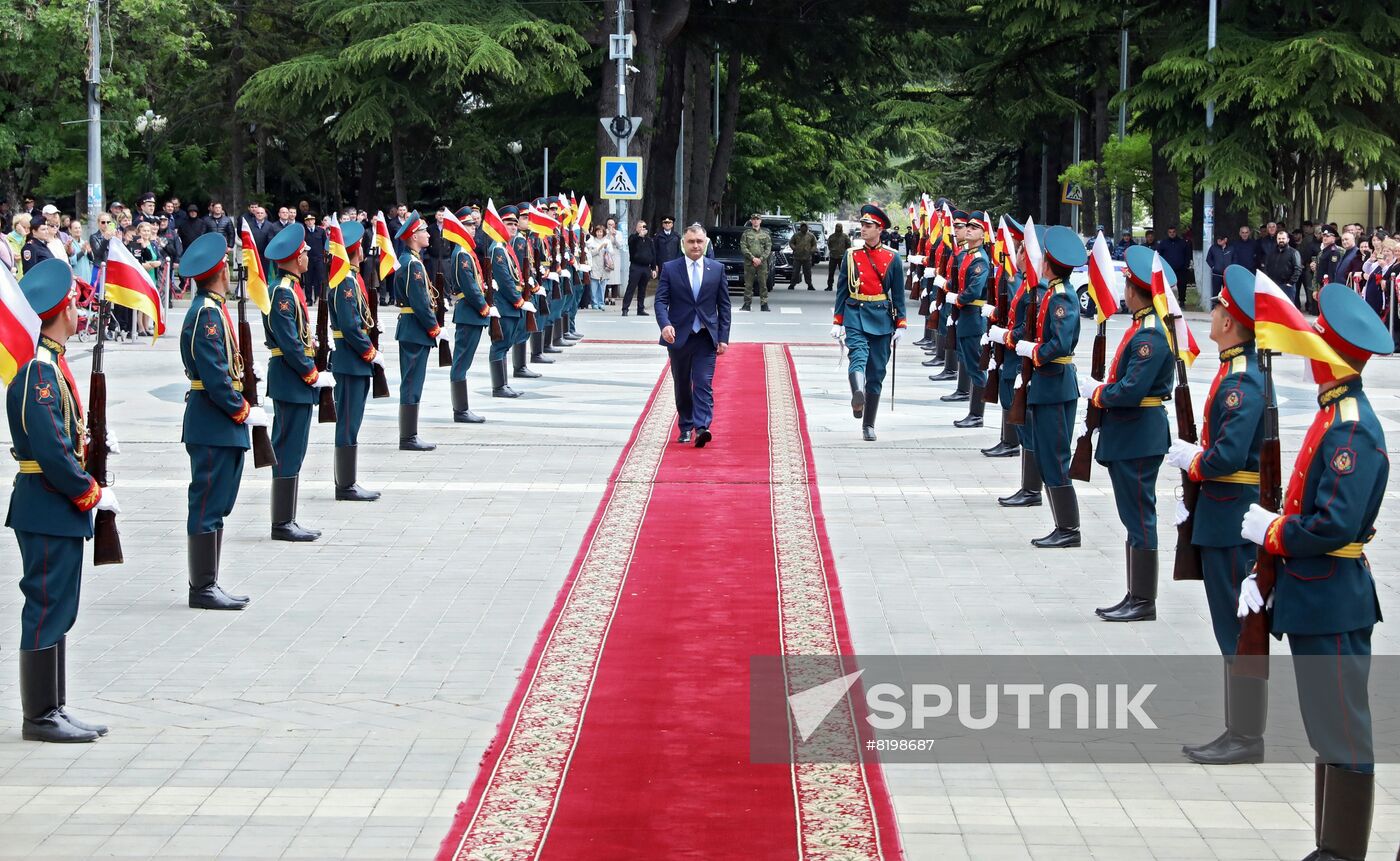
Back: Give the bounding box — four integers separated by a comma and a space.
88, 262, 122, 565
314, 289, 336, 423
363, 269, 391, 399
1235, 349, 1279, 679
1007, 279, 1036, 426
1068, 320, 1109, 481
235, 255, 277, 469
1167, 312, 1203, 581
984, 265, 1012, 404
433, 271, 452, 367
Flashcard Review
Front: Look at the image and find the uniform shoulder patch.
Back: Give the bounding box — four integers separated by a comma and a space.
33, 380, 54, 404
1330, 447, 1355, 475
1136, 341, 1152, 358
204, 320, 220, 339
1224, 389, 1242, 409
1054, 305, 1067, 319
278, 299, 291, 312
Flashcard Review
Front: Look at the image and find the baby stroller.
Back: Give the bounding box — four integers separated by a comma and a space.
74, 277, 124, 342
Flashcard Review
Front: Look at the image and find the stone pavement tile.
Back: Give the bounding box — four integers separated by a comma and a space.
95, 833, 173, 856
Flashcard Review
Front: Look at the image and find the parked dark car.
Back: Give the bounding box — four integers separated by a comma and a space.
709, 226, 783, 294
761, 216, 795, 283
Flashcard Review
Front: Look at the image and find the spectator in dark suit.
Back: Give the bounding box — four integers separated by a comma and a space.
203, 201, 236, 247
1263, 229, 1302, 306
1154, 225, 1192, 304
1231, 225, 1263, 273
425, 210, 447, 284
1311, 227, 1343, 312
1332, 230, 1362, 291
303, 214, 328, 304
1205, 233, 1231, 299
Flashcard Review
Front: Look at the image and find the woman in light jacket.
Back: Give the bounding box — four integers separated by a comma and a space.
585, 225, 615, 309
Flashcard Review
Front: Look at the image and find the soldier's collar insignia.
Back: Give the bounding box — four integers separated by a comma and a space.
1318, 382, 1356, 408
38, 335, 64, 356
1220, 345, 1247, 361
34, 382, 54, 403
1132, 306, 1154, 322
203, 290, 226, 304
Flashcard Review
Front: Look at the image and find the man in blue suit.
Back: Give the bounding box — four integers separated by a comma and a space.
655, 224, 731, 447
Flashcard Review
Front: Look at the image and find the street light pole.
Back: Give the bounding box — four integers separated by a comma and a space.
86, 0, 102, 239
614, 0, 629, 280
1198, 0, 1218, 310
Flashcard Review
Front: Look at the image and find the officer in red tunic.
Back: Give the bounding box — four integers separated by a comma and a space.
830, 204, 907, 441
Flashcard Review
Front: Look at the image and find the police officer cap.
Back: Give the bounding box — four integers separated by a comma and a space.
1123, 244, 1175, 290
859, 204, 890, 230
395, 210, 424, 240
339, 220, 365, 251
455, 206, 473, 221
20, 258, 76, 320
1214, 265, 1256, 329
181, 232, 229, 281
951, 209, 969, 224
1045, 225, 1088, 269
266, 222, 308, 263
500, 205, 519, 222
1317, 283, 1393, 359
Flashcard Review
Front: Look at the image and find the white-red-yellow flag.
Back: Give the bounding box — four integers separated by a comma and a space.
239, 218, 272, 314
575, 196, 592, 233
372, 212, 400, 281
1150, 251, 1200, 366
1252, 270, 1353, 383
105, 238, 166, 343
0, 262, 40, 383
326, 217, 350, 291
482, 199, 510, 246
439, 208, 475, 250
1086, 231, 1119, 324
1021, 216, 1045, 288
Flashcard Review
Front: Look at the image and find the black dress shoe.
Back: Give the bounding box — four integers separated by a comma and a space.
922, 357, 941, 367
1031, 528, 1081, 548
272, 521, 321, 542
953, 414, 983, 428
761, 303, 770, 311
980, 441, 1021, 457
997, 489, 1042, 507
638, 310, 649, 316
679, 430, 694, 444
621, 309, 629, 316
940, 390, 970, 402
695, 428, 712, 448
23, 709, 98, 743
741, 302, 752, 311
1184, 733, 1263, 764
1098, 597, 1155, 622
862, 426, 877, 441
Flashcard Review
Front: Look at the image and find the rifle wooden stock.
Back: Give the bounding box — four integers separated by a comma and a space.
238, 289, 277, 469
1236, 351, 1280, 678
1171, 338, 1203, 582
434, 272, 452, 367
87, 297, 122, 566
1069, 401, 1100, 481
908, 268, 922, 301
1091, 325, 1107, 381
364, 281, 391, 399
1007, 283, 1037, 426
984, 342, 1004, 403
918, 293, 932, 316
314, 293, 336, 424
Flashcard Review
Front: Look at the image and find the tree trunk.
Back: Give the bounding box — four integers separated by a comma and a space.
684, 41, 713, 227
227, 1, 247, 212
644, 38, 688, 224
705, 51, 742, 224
1092, 84, 1111, 234
390, 130, 405, 205
1015, 146, 1036, 218
1151, 135, 1179, 233
254, 127, 266, 197
357, 144, 379, 211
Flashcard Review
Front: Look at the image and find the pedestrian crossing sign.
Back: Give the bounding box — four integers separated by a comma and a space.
600, 157, 643, 200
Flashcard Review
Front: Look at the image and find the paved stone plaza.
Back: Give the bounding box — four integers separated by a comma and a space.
1, 271, 1397, 859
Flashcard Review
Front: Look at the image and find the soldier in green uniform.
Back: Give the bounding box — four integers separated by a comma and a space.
1007, 225, 1084, 547
7, 259, 121, 742
739, 213, 772, 312
1238, 282, 1389, 861
1085, 246, 1178, 622
825, 223, 850, 291
392, 212, 443, 451
1163, 265, 1268, 764
179, 232, 263, 610
448, 207, 497, 423
329, 220, 387, 501
943, 211, 993, 423
488, 206, 536, 398
262, 224, 332, 541
830, 204, 906, 441
788, 222, 817, 290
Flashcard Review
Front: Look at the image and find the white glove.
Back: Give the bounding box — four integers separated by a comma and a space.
907, 254, 926, 266
1014, 340, 1036, 359
1241, 503, 1278, 546
1173, 500, 1191, 526
1236, 572, 1273, 618
1166, 439, 1203, 471
563, 267, 574, 279
370, 351, 387, 369
488, 306, 501, 319
1075, 418, 1090, 440
1078, 374, 1098, 394
987, 325, 1008, 343
892, 328, 904, 344
105, 429, 120, 455
546, 271, 560, 282
988, 356, 999, 371
933, 274, 947, 289
981, 304, 996, 319
312, 372, 335, 390
245, 406, 270, 428
95, 486, 120, 513
521, 301, 537, 314
980, 333, 992, 346
830, 324, 845, 341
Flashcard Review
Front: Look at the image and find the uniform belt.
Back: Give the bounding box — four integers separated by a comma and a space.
268, 347, 315, 357
849, 293, 888, 302
969, 299, 987, 306
1138, 397, 1164, 407
331, 330, 344, 339
14, 459, 42, 474
1050, 357, 1073, 365
1208, 470, 1260, 485
190, 380, 244, 392
454, 293, 465, 300
1326, 541, 1369, 559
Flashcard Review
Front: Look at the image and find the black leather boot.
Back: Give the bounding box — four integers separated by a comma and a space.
1183, 663, 1233, 758
941, 363, 971, 401
1314, 766, 1373, 861
55, 637, 107, 736
953, 391, 984, 427
1095, 543, 1133, 616
929, 347, 958, 382
861, 390, 880, 441
451, 379, 484, 424
565, 316, 583, 340
334, 446, 381, 502
981, 415, 1020, 457
553, 319, 573, 347
542, 325, 563, 353
20, 647, 97, 742
188, 531, 249, 610
513, 342, 541, 378
997, 451, 1043, 507
530, 331, 555, 363
271, 476, 321, 542
849, 371, 866, 418
1187, 671, 1266, 764
1032, 484, 1081, 547
914, 334, 932, 347
491, 359, 520, 398
398, 404, 436, 451
1098, 546, 1157, 621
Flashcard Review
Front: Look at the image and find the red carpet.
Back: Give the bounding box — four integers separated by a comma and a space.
437, 343, 901, 861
